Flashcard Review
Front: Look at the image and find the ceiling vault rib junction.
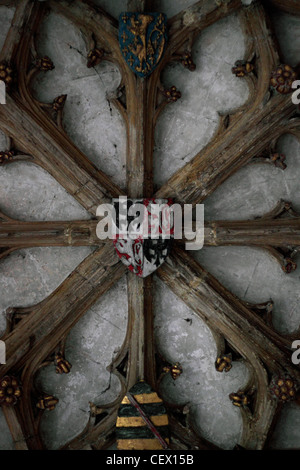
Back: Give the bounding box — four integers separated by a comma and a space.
0, 0, 299, 450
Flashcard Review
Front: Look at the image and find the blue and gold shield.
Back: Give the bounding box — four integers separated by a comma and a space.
119, 12, 167, 78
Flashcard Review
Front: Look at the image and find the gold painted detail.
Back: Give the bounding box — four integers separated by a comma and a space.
121, 392, 163, 405
127, 14, 166, 75
116, 415, 168, 428
117, 438, 170, 450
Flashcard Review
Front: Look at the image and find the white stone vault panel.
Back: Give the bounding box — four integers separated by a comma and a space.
154, 277, 249, 450
94, 0, 198, 20
193, 246, 300, 335
271, 10, 300, 68
93, 0, 130, 20
36, 276, 128, 450
0, 246, 94, 336
0, 408, 14, 450
204, 134, 300, 221
0, 158, 91, 222
154, 12, 249, 188
152, 0, 197, 18
33, 10, 127, 190
0, 6, 15, 51
0, 0, 299, 451
0, 152, 95, 336
199, 134, 300, 335
270, 403, 300, 449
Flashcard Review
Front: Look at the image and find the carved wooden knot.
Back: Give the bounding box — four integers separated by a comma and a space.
232, 60, 254, 78
270, 153, 287, 170
284, 201, 292, 211
0, 61, 15, 88
87, 48, 105, 68
36, 394, 59, 411
0, 149, 15, 165
181, 51, 196, 72
215, 354, 232, 373
0, 376, 22, 406
270, 375, 296, 402
36, 56, 54, 72
52, 94, 67, 111
55, 353, 72, 374
163, 362, 183, 380
229, 391, 250, 408
282, 257, 297, 274
163, 86, 181, 103
189, 276, 203, 289
270, 64, 297, 95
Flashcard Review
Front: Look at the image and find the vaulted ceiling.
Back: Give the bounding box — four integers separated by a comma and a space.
0, 0, 300, 450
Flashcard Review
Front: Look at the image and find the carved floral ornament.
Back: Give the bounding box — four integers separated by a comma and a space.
0, 0, 299, 451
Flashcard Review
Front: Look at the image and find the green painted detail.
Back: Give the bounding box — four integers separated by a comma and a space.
119, 403, 167, 418
116, 425, 169, 440
129, 381, 153, 395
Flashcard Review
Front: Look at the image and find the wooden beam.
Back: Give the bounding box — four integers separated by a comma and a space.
168, 0, 242, 40
0, 96, 125, 215
0, 245, 126, 376
156, 1, 288, 204
0, 0, 38, 62
123, 0, 158, 390
158, 248, 300, 381
179, 217, 300, 247
49, 0, 119, 43
2, 406, 28, 450
0, 219, 101, 248
2, 214, 298, 252
264, 0, 300, 15
127, 0, 154, 12
164, 0, 242, 64
1, 0, 297, 451
158, 248, 298, 449
0, 0, 35, 63
156, 94, 293, 206
0, 0, 125, 217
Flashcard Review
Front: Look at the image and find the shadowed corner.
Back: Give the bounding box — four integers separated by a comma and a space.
0, 82, 6, 105
0, 340, 6, 365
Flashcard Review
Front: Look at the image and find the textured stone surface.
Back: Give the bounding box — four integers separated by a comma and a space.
204, 135, 300, 220
271, 10, 300, 68
152, 0, 197, 18
154, 277, 248, 449
94, 0, 127, 20
0, 246, 94, 335
199, 135, 300, 335
153, 13, 249, 188
0, 6, 15, 51
0, 161, 91, 222
94, 0, 197, 19
193, 245, 300, 334
33, 11, 127, 189
0, 0, 300, 451
36, 277, 128, 450
270, 403, 300, 449
0, 409, 14, 450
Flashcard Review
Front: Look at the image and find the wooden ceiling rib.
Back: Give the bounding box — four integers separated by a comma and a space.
0, 0, 299, 450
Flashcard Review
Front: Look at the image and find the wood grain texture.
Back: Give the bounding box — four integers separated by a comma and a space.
264, 0, 300, 15
0, 0, 299, 451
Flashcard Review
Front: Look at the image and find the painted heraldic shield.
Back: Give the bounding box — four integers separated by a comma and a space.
112, 198, 174, 278
119, 12, 168, 78
116, 381, 169, 450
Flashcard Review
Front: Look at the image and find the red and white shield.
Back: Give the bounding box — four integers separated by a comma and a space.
112, 198, 174, 278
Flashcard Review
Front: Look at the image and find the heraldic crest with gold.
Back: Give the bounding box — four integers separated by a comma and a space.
119, 12, 168, 77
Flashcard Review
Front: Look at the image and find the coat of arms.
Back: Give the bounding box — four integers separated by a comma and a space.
119, 12, 167, 77
112, 198, 174, 277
